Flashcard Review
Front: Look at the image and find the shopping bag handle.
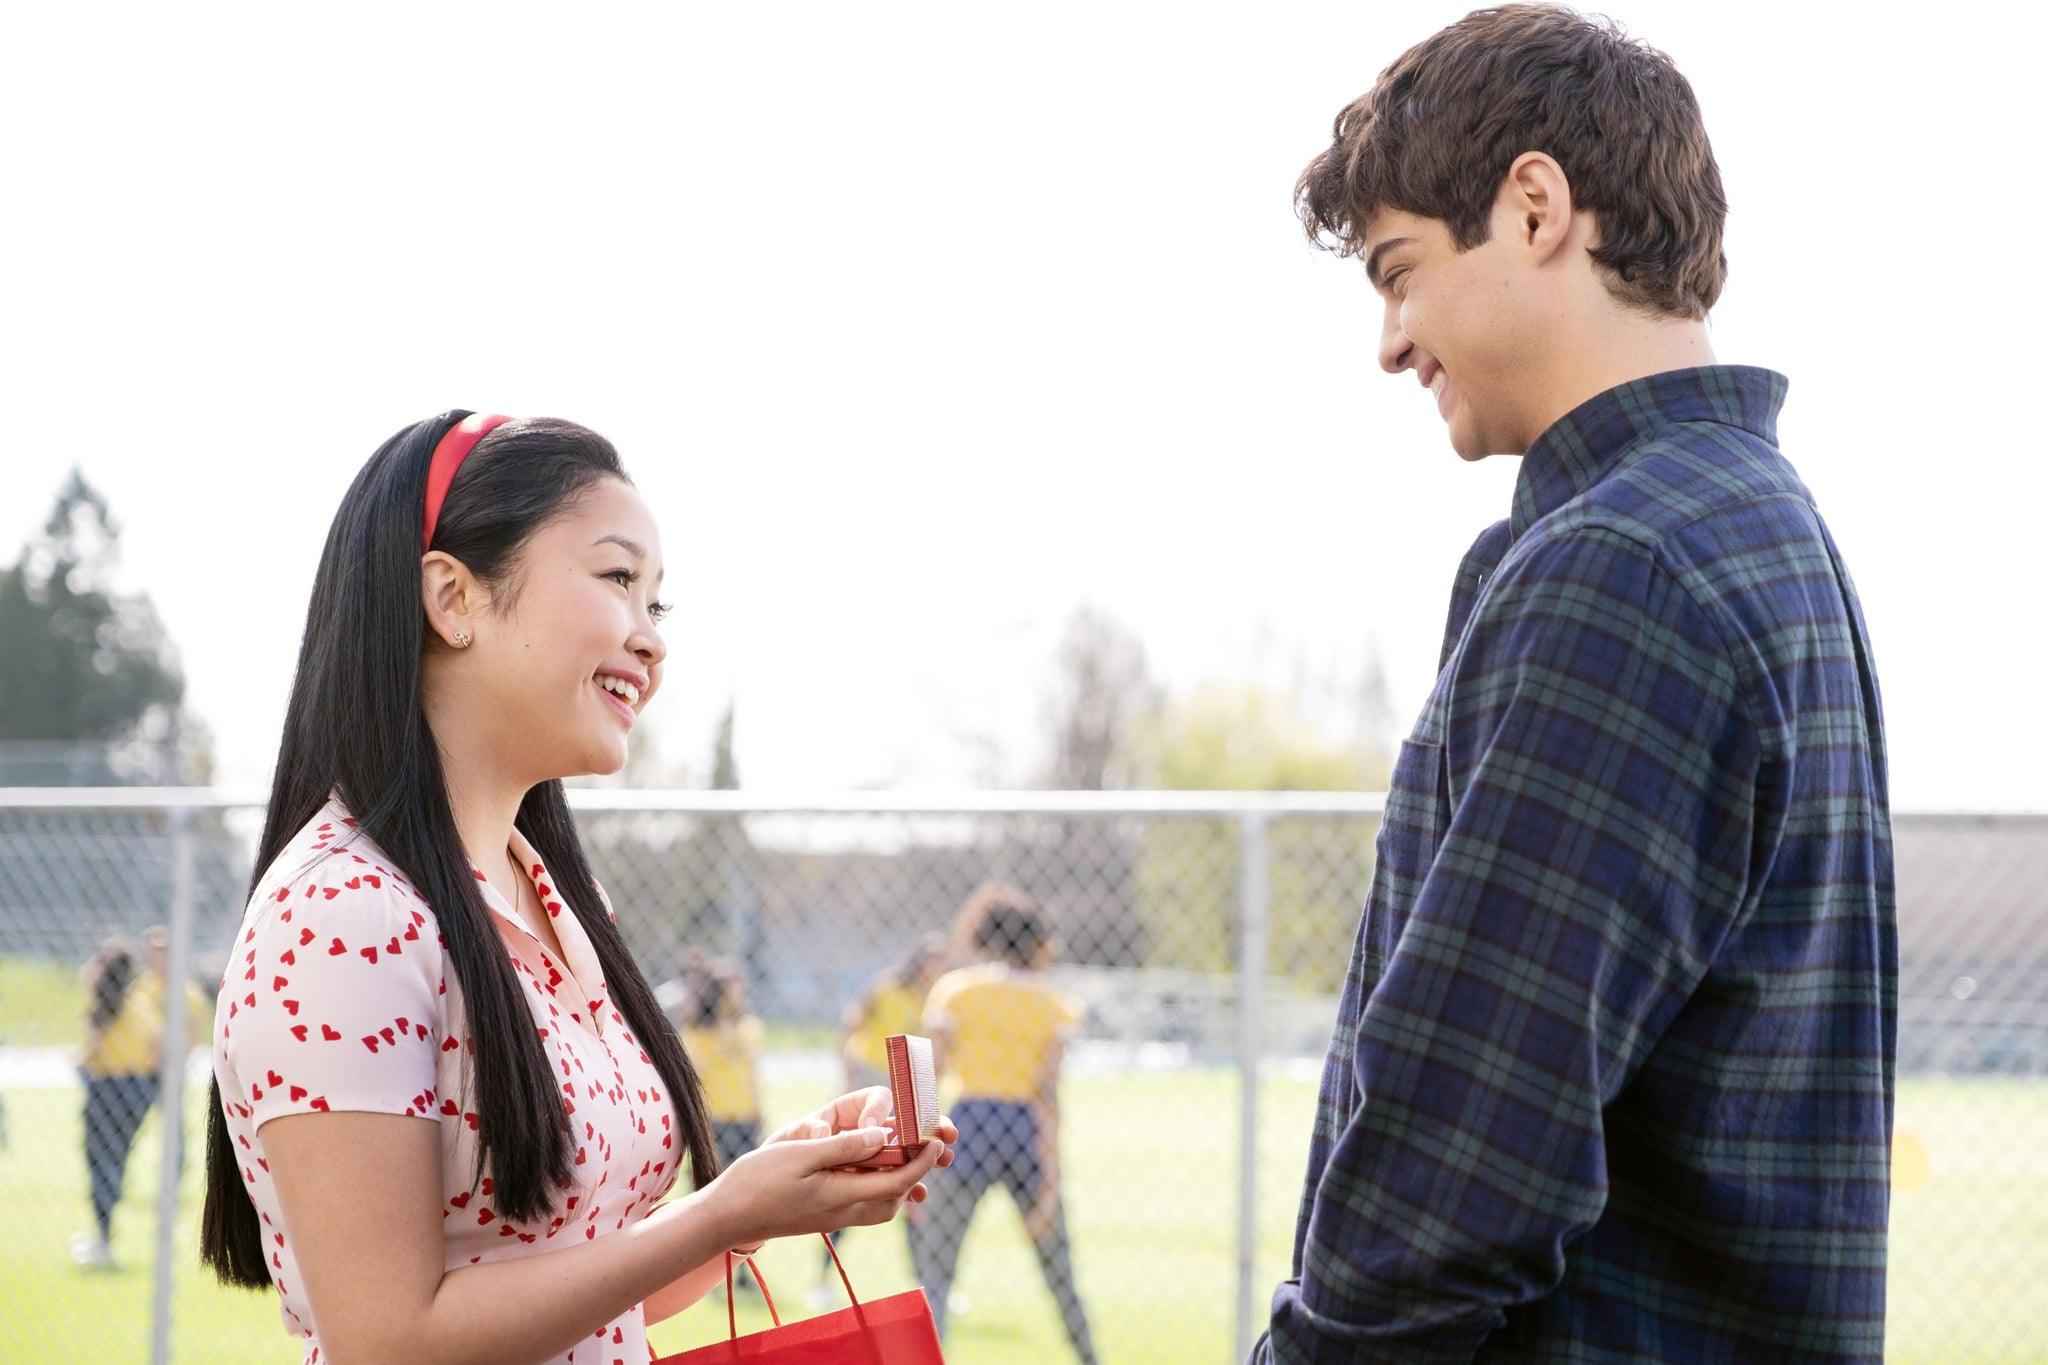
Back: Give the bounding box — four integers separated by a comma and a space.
723, 1233, 868, 1342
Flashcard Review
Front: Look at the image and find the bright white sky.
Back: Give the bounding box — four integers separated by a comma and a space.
3, 2, 2041, 809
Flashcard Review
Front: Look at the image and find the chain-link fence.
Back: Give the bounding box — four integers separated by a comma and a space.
1, 790, 2042, 1363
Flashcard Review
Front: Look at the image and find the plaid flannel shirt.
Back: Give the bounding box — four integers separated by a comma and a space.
1256, 367, 1895, 1363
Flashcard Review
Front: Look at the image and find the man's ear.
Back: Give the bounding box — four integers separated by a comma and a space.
421, 551, 485, 649
1500, 151, 1578, 263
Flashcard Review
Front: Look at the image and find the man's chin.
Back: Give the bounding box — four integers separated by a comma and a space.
1446, 422, 1517, 462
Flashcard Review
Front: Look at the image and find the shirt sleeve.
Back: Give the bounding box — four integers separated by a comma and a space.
1263, 528, 1760, 1362
223, 862, 447, 1131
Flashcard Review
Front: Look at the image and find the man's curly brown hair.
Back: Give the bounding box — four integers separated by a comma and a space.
1297, 4, 1727, 320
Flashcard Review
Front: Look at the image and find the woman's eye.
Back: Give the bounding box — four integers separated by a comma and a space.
648, 600, 672, 623
604, 568, 635, 589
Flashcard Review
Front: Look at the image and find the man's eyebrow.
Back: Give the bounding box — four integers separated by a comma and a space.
1364, 236, 1413, 290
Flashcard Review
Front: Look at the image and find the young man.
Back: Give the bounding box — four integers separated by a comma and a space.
1255, 7, 1894, 1362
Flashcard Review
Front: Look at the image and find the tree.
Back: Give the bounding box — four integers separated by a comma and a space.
678, 702, 763, 985
1039, 605, 1157, 791
0, 469, 203, 784
0, 472, 241, 970
1128, 683, 1388, 991
1028, 607, 1157, 964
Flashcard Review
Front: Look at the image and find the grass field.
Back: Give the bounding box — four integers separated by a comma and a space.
3, 1066, 2046, 1364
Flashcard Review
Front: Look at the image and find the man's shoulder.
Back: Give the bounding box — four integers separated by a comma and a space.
1531, 424, 1830, 608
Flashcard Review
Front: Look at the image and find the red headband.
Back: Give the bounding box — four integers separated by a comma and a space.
422, 413, 513, 551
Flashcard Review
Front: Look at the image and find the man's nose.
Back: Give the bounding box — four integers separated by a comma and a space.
1378, 303, 1412, 375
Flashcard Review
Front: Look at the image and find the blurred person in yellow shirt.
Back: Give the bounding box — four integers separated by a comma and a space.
74, 925, 211, 1268
677, 960, 766, 1294
837, 932, 948, 1092
913, 883, 1099, 1365
678, 961, 764, 1173
814, 932, 950, 1300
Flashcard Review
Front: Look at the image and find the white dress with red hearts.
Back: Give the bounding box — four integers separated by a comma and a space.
213, 800, 681, 1365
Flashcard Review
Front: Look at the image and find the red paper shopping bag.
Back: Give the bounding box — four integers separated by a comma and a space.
656, 1235, 945, 1365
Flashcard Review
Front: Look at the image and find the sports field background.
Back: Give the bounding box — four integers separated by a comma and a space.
3, 1045, 2042, 1362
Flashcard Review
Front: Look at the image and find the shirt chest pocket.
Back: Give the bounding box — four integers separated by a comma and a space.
1372, 695, 1451, 923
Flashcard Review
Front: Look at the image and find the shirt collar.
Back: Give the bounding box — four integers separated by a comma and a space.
1509, 365, 1788, 540
477, 828, 612, 1028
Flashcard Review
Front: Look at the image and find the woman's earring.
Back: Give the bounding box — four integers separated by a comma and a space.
453, 631, 471, 648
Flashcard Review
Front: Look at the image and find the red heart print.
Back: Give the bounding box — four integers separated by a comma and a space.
449, 1191, 471, 1208
327, 938, 346, 955
322, 887, 340, 899
299, 928, 316, 946
361, 946, 379, 964
321, 1024, 342, 1041
280, 949, 295, 966
272, 976, 289, 992
290, 1085, 307, 1102
309, 1097, 329, 1111
282, 999, 300, 1016
290, 1025, 308, 1042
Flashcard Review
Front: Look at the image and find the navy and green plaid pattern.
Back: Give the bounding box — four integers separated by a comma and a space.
1257, 367, 1895, 1363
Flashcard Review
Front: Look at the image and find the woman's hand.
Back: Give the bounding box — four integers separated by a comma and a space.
759, 1088, 959, 1171
762, 1086, 894, 1144
704, 1118, 954, 1247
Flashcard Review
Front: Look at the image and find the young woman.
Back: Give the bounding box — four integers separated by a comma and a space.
200, 411, 951, 1365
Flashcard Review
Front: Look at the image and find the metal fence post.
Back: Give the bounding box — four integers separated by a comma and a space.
1234, 809, 1270, 1364
152, 804, 196, 1365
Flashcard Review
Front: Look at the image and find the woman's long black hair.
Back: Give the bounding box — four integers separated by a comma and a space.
202, 412, 719, 1288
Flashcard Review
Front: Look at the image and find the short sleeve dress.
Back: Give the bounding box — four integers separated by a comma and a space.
213, 800, 681, 1365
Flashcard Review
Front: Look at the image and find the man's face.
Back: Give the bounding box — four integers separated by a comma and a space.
1362, 196, 1548, 460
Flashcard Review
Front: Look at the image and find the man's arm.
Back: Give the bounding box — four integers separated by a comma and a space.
1263, 529, 1760, 1362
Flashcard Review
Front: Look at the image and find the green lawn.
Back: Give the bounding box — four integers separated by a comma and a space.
0, 955, 85, 1048
2, 1065, 2043, 1363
